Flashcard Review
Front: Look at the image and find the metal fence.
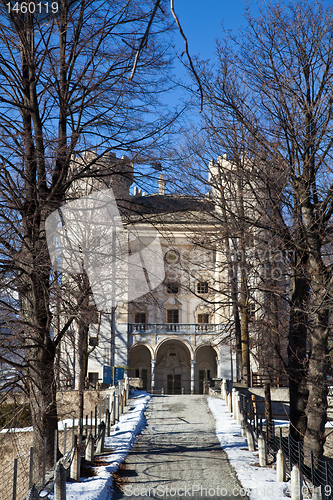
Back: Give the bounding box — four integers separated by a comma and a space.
222, 380, 332, 499
0, 377, 129, 500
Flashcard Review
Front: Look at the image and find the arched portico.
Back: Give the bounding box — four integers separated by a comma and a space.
155, 339, 191, 394
195, 345, 218, 394
129, 344, 152, 391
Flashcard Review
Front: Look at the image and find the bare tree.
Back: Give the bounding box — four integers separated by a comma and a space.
190, 0, 333, 456
0, 0, 177, 468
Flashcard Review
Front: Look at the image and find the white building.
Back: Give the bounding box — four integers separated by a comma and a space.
57, 153, 287, 393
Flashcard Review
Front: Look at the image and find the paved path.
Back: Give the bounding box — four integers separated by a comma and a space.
112, 395, 248, 500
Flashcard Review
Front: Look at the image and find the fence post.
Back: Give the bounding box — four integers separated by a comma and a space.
106, 408, 110, 437
29, 447, 34, 489
54, 429, 58, 474
258, 434, 267, 466
240, 411, 247, 438
227, 391, 232, 413
246, 423, 255, 452
232, 389, 236, 420
54, 463, 67, 500
64, 424, 67, 455
69, 435, 80, 482
95, 406, 97, 438
85, 433, 95, 464
72, 418, 75, 448
276, 449, 286, 482
236, 394, 241, 425
96, 421, 106, 455
116, 389, 120, 422
291, 464, 303, 500
111, 394, 115, 426
12, 458, 17, 500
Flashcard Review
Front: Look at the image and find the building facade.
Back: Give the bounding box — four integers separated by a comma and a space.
57, 153, 287, 393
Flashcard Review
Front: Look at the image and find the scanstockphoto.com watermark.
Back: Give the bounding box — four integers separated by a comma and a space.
123, 483, 295, 498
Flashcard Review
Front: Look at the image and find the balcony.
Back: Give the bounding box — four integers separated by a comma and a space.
128, 323, 224, 334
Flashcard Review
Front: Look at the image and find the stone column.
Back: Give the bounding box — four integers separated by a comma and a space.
217, 358, 222, 379
151, 359, 156, 394
190, 360, 195, 395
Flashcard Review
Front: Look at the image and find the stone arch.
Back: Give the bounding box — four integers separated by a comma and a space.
195, 345, 218, 394
155, 336, 194, 359
129, 344, 152, 391
155, 339, 192, 395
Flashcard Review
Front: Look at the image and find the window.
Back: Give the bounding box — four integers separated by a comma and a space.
197, 313, 209, 324
248, 303, 256, 321
167, 309, 179, 323
166, 282, 179, 294
135, 312, 147, 324
197, 281, 208, 294
88, 372, 99, 388
89, 336, 98, 347
164, 250, 180, 264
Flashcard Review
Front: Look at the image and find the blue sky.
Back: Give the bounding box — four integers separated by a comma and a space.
173, 0, 251, 65
164, 0, 258, 111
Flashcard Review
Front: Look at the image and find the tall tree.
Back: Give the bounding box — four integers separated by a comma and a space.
195, 0, 333, 456
0, 0, 176, 468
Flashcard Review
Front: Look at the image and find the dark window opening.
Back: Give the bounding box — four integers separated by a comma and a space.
135, 312, 147, 324
197, 281, 208, 294
166, 282, 179, 294
197, 313, 209, 324
167, 309, 179, 323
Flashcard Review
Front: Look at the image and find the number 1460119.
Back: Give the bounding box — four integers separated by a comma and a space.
6, 2, 59, 14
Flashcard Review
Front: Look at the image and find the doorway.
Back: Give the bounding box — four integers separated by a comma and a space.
167, 374, 181, 394
199, 369, 210, 394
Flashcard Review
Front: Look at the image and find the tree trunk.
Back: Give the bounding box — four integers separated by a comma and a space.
304, 286, 329, 457
288, 262, 309, 442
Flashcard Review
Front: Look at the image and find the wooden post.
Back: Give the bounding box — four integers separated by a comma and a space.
291, 464, 303, 500
276, 449, 286, 482
12, 458, 17, 500
85, 433, 95, 464
29, 447, 34, 488
95, 406, 97, 438
121, 390, 124, 414
264, 383, 272, 442
258, 434, 267, 466
54, 464, 67, 500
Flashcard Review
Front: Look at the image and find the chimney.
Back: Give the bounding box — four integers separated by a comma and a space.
158, 172, 166, 195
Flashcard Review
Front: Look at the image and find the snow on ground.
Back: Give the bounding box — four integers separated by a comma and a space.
208, 396, 289, 500
8, 391, 307, 499
49, 390, 150, 500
